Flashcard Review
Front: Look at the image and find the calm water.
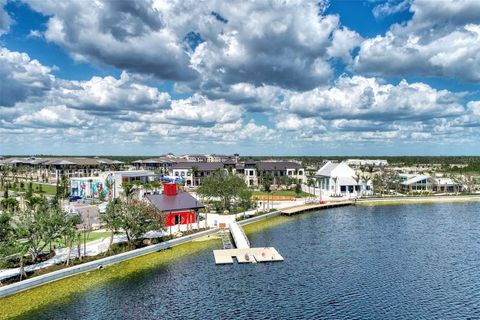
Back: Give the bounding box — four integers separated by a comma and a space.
14, 202, 480, 319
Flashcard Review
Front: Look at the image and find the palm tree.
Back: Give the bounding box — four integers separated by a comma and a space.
191, 166, 199, 187
332, 176, 338, 197
88, 178, 94, 204
307, 177, 315, 202
353, 175, 361, 198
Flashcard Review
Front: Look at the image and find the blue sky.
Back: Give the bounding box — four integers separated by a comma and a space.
1, 0, 480, 156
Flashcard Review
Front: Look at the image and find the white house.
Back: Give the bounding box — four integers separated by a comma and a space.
315, 161, 372, 197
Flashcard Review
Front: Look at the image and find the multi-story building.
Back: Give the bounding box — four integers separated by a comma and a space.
132, 157, 177, 172
171, 162, 226, 186
0, 157, 125, 181
169, 159, 305, 188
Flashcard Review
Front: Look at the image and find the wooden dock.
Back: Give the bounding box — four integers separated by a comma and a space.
214, 222, 284, 265
280, 200, 354, 216
213, 247, 284, 264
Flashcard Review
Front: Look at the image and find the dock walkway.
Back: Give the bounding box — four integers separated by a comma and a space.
280, 200, 354, 215
228, 222, 250, 249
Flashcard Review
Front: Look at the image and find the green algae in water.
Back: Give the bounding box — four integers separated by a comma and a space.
0, 215, 296, 319
0, 239, 220, 320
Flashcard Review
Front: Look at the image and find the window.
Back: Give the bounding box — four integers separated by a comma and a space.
174, 215, 181, 225
298, 170, 303, 175
175, 172, 179, 177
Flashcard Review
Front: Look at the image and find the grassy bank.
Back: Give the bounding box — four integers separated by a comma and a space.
357, 196, 480, 206
0, 239, 219, 320
252, 190, 312, 198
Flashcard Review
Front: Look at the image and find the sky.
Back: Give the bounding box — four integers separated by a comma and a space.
0, 0, 480, 156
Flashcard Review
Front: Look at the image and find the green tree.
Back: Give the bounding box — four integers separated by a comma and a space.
122, 182, 135, 203
102, 198, 124, 250
16, 209, 48, 263
238, 188, 253, 220
197, 171, 248, 211
60, 212, 81, 266
191, 166, 199, 187
295, 183, 302, 195
1, 197, 19, 214
25, 182, 33, 200
262, 172, 272, 193
121, 202, 162, 245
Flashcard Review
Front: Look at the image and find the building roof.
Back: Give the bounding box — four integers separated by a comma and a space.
257, 161, 301, 171
146, 193, 205, 212
401, 175, 432, 185
172, 162, 224, 171
112, 170, 155, 177
316, 162, 339, 176
0, 157, 120, 166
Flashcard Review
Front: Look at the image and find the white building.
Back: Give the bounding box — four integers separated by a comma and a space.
315, 161, 372, 197
346, 159, 389, 167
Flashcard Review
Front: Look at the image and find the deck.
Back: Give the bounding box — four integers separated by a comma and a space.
280, 200, 354, 215
213, 247, 284, 264
214, 222, 284, 265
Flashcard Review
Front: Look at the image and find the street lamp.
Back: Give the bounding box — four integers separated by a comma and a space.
83, 224, 87, 257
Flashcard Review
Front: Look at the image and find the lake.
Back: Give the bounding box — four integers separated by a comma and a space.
4, 202, 480, 319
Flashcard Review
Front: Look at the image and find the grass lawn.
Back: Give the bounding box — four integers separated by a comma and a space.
252, 190, 313, 198
48, 231, 113, 248
0, 182, 58, 196
31, 183, 58, 195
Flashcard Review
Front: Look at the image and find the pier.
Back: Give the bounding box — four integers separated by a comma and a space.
280, 200, 354, 216
214, 222, 284, 265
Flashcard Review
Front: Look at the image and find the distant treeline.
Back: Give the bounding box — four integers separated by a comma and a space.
245, 156, 480, 167
4, 155, 480, 168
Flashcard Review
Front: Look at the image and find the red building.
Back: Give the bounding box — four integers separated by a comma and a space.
146, 183, 204, 227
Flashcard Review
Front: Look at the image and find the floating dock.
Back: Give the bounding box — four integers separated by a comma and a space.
280, 200, 354, 216
213, 247, 284, 264
214, 222, 284, 265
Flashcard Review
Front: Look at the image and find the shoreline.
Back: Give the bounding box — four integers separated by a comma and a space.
356, 195, 480, 206
2, 195, 480, 316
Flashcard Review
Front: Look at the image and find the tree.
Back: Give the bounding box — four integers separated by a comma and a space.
39, 206, 65, 252
122, 182, 135, 203
197, 171, 248, 212
16, 209, 47, 263
238, 188, 253, 220
262, 172, 272, 193
1, 197, 19, 214
102, 198, 124, 250
25, 182, 33, 200
295, 183, 302, 195
60, 212, 81, 266
331, 176, 338, 196
191, 166, 199, 187
307, 177, 315, 199
121, 202, 162, 245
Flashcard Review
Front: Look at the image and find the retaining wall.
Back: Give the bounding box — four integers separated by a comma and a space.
0, 227, 220, 298
0, 210, 282, 298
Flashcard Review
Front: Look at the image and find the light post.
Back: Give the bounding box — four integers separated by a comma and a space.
83, 224, 86, 257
